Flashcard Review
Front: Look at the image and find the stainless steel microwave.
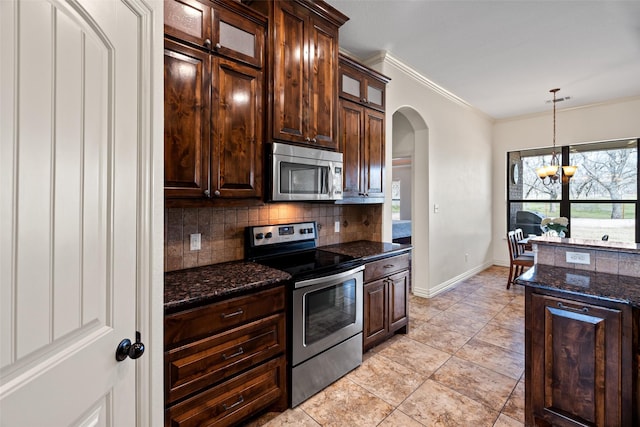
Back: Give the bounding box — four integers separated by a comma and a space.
270, 142, 343, 201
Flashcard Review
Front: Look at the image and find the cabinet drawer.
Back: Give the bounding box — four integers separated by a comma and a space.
165, 356, 286, 427
164, 286, 285, 348
166, 313, 285, 404
364, 254, 409, 282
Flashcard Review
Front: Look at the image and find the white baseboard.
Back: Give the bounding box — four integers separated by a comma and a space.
412, 261, 494, 298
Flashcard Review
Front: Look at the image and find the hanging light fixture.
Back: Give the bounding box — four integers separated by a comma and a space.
536, 88, 578, 185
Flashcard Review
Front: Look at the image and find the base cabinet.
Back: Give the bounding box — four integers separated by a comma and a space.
526, 289, 635, 426
164, 286, 287, 427
363, 253, 409, 352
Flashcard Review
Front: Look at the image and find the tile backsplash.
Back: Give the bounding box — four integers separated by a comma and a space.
165, 203, 382, 271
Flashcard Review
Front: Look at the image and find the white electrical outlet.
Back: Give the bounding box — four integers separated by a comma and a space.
334, 221, 340, 233
433, 204, 440, 213
190, 233, 201, 251
566, 251, 590, 265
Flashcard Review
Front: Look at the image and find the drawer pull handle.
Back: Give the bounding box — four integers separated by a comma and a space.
383, 264, 394, 268
220, 308, 244, 319
222, 347, 244, 360
557, 302, 589, 313
222, 395, 244, 411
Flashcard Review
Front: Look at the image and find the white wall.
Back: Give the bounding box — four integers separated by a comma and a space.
367, 53, 495, 297
492, 96, 640, 265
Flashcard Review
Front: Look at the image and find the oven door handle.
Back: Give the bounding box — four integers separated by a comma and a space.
294, 264, 364, 289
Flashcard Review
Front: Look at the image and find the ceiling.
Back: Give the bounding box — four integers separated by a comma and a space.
326, 0, 640, 119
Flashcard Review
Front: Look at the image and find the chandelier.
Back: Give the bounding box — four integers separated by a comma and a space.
536, 88, 577, 185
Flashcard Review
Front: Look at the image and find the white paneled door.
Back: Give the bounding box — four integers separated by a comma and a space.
0, 0, 161, 425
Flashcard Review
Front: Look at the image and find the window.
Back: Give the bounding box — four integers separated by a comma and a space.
391, 180, 401, 220
507, 138, 639, 243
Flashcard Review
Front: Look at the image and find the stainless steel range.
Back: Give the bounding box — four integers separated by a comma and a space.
245, 221, 364, 407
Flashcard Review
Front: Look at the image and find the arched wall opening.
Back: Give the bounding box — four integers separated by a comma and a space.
391, 107, 429, 296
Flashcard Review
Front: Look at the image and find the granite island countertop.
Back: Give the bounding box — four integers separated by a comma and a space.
321, 240, 412, 261
515, 264, 640, 307
164, 261, 291, 312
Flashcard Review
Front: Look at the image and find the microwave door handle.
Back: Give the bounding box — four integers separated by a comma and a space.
327, 165, 334, 196
320, 167, 328, 195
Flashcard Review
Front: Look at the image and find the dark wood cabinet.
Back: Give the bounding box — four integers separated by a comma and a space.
339, 55, 387, 112
164, 40, 211, 198
363, 253, 409, 352
339, 102, 385, 202
164, 0, 266, 204
248, 0, 347, 150
212, 57, 262, 199
338, 55, 389, 203
164, 286, 287, 426
165, 0, 265, 68
526, 289, 634, 427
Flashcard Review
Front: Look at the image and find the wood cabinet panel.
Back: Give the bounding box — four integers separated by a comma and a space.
364, 253, 409, 282
363, 108, 385, 199
527, 291, 633, 426
363, 253, 410, 352
164, 39, 211, 198
164, 286, 285, 348
164, 0, 265, 204
338, 55, 387, 112
165, 355, 286, 427
259, 0, 346, 150
165, 0, 212, 48
307, 17, 338, 149
272, 4, 306, 143
338, 99, 385, 202
165, 313, 285, 404
388, 270, 408, 332
212, 57, 262, 198
363, 279, 388, 350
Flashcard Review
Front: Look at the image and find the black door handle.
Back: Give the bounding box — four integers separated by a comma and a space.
115, 331, 145, 361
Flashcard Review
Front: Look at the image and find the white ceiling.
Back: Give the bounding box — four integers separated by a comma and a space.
327, 0, 640, 119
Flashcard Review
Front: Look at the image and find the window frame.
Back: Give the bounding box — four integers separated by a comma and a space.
507, 139, 639, 243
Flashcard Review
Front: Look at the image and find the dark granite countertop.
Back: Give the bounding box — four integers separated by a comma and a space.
164, 261, 291, 312
321, 240, 412, 261
531, 236, 640, 254
515, 264, 640, 307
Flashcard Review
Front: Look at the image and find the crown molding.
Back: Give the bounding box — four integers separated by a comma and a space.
361, 51, 492, 121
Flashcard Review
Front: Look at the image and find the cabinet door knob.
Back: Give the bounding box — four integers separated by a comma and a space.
214, 190, 221, 197
362, 98, 367, 104
215, 43, 221, 50
311, 138, 317, 143
204, 39, 212, 49
305, 137, 311, 142
204, 189, 211, 197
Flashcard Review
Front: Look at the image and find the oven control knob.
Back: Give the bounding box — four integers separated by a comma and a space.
307, 228, 314, 234
255, 233, 264, 240
265, 232, 273, 239
300, 229, 307, 234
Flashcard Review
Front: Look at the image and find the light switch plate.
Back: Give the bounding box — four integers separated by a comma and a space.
334, 221, 340, 233
566, 251, 590, 265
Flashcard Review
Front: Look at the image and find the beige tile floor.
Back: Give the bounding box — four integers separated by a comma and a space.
248, 265, 525, 427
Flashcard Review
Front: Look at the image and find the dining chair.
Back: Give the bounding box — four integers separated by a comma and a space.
514, 228, 533, 256
507, 230, 534, 289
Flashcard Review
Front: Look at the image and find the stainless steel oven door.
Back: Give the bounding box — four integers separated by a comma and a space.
291, 265, 364, 366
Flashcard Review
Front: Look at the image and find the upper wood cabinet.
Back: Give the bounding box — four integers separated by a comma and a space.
338, 55, 389, 204
247, 0, 348, 151
165, 0, 265, 68
211, 57, 263, 199
164, 40, 211, 199
339, 54, 387, 112
164, 0, 266, 204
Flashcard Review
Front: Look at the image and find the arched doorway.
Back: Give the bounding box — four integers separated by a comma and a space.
391, 107, 430, 297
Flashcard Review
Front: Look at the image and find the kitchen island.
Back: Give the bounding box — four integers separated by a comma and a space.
515, 237, 640, 427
